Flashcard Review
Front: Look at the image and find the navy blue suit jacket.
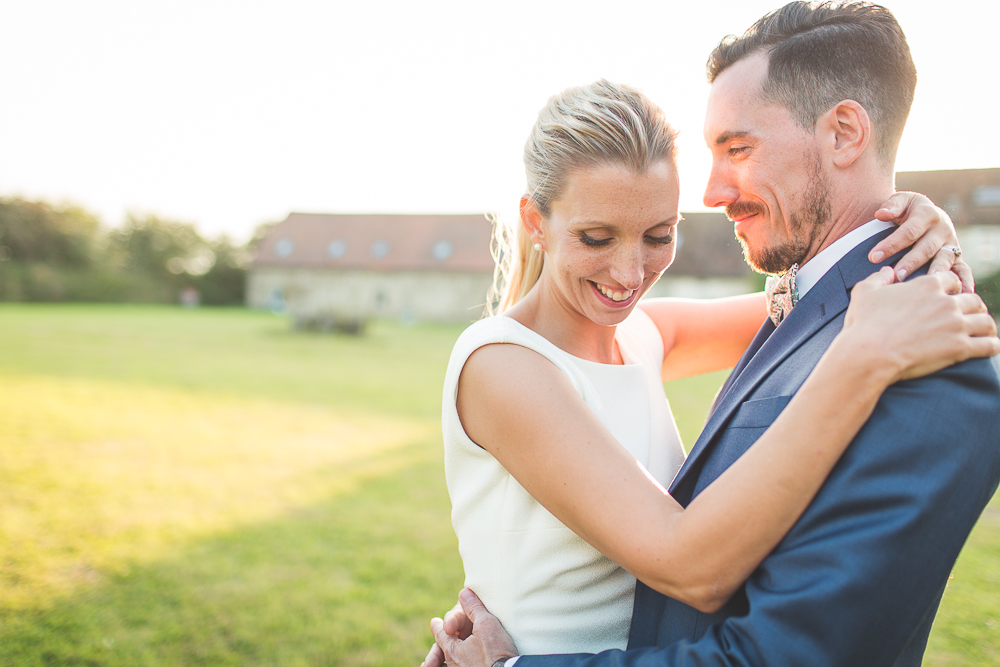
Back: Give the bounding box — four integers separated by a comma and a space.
518, 231, 1000, 666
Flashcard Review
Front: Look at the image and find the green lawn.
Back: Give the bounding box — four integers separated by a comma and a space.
0, 304, 996, 665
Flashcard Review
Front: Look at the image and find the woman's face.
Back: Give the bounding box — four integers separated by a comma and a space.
536, 160, 680, 327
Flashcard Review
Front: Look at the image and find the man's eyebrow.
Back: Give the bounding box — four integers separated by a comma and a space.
715, 131, 752, 145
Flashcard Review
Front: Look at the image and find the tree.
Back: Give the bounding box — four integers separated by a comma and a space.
194, 237, 249, 305
0, 198, 108, 300
0, 198, 252, 305
108, 214, 213, 279
977, 268, 1000, 319
0, 198, 101, 267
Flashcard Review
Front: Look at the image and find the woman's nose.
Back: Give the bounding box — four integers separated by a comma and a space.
609, 245, 644, 290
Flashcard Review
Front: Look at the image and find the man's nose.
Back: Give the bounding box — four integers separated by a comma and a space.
703, 161, 739, 209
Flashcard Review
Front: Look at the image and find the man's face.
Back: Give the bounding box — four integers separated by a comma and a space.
702, 53, 832, 274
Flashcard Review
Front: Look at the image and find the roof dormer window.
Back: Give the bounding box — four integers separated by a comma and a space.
274, 238, 295, 258
327, 239, 347, 259
370, 240, 390, 259
432, 240, 454, 261
973, 186, 1000, 207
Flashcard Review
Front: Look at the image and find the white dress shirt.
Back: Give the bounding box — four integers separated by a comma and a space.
794, 219, 895, 298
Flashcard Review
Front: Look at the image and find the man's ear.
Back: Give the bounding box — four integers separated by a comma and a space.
820, 100, 871, 169
520, 196, 546, 249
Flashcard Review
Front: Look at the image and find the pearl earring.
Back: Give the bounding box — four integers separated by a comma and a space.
533, 243, 542, 251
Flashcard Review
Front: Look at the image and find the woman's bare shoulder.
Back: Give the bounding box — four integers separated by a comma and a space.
461, 338, 564, 394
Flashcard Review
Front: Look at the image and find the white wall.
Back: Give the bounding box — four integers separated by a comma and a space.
247, 267, 494, 323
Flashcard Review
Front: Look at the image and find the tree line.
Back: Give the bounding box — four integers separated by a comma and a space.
2, 195, 998, 314
979, 267, 1000, 317
0, 197, 263, 305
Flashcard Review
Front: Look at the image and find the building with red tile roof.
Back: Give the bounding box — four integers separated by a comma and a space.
248, 213, 496, 322
248, 168, 1000, 325
896, 168, 1000, 276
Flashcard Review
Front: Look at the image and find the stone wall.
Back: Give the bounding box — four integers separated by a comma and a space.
247, 267, 494, 323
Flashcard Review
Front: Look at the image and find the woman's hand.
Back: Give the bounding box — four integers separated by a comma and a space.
870, 192, 973, 292
841, 267, 998, 384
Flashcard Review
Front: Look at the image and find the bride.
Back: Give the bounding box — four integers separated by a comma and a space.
426, 80, 995, 664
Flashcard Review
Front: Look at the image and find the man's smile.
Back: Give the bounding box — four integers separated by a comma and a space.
726, 200, 766, 224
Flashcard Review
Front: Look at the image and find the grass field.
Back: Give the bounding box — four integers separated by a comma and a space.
0, 304, 996, 665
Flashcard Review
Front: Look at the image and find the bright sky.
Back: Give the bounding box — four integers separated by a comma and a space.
1, 1, 996, 241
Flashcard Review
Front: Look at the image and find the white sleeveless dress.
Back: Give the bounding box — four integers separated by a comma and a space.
441, 308, 686, 655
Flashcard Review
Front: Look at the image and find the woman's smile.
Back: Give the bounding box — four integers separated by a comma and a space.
590, 280, 638, 307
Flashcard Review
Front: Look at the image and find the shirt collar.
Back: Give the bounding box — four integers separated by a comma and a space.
795, 219, 895, 298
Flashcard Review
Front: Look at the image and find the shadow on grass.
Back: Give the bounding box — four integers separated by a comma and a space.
0, 441, 464, 667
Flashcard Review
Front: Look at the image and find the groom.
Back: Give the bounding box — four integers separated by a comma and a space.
428, 2, 1000, 666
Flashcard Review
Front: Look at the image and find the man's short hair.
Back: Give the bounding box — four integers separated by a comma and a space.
707, 1, 916, 169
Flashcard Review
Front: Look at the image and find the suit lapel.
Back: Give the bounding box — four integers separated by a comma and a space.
670, 229, 897, 498
707, 318, 776, 417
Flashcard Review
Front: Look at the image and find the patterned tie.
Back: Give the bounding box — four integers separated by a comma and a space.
765, 263, 799, 326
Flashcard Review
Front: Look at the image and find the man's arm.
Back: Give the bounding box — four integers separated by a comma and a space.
509, 357, 1000, 667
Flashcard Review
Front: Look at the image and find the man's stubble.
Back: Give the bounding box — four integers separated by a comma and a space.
734, 153, 833, 275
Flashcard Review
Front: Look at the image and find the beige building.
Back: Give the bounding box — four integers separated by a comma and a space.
646, 211, 757, 298
250, 169, 1000, 327
248, 213, 496, 323
896, 168, 1000, 276
247, 211, 760, 324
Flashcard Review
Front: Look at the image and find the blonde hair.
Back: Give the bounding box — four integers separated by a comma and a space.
486, 80, 678, 315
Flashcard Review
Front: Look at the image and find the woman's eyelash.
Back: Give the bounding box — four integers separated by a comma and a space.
580, 233, 674, 246
580, 233, 612, 247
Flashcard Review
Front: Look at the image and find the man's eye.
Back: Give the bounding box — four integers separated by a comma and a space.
580, 233, 612, 247
729, 145, 750, 156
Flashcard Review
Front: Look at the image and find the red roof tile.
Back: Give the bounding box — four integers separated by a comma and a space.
253, 212, 495, 272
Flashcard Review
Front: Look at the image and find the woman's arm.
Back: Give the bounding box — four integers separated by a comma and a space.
873, 191, 973, 291
641, 192, 967, 382
640, 293, 766, 381
457, 270, 998, 614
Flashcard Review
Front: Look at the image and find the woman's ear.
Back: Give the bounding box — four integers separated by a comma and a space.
821, 99, 871, 169
520, 196, 546, 250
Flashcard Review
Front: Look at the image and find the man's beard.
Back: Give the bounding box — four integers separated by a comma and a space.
731, 158, 832, 275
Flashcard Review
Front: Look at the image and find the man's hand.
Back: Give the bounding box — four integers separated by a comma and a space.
421, 588, 518, 667
422, 597, 474, 667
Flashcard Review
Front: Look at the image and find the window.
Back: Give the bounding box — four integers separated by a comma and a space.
370, 240, 390, 259
274, 238, 295, 258
973, 186, 1000, 207
327, 239, 347, 259
432, 239, 454, 261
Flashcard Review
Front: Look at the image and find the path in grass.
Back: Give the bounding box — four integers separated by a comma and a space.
1, 304, 996, 665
